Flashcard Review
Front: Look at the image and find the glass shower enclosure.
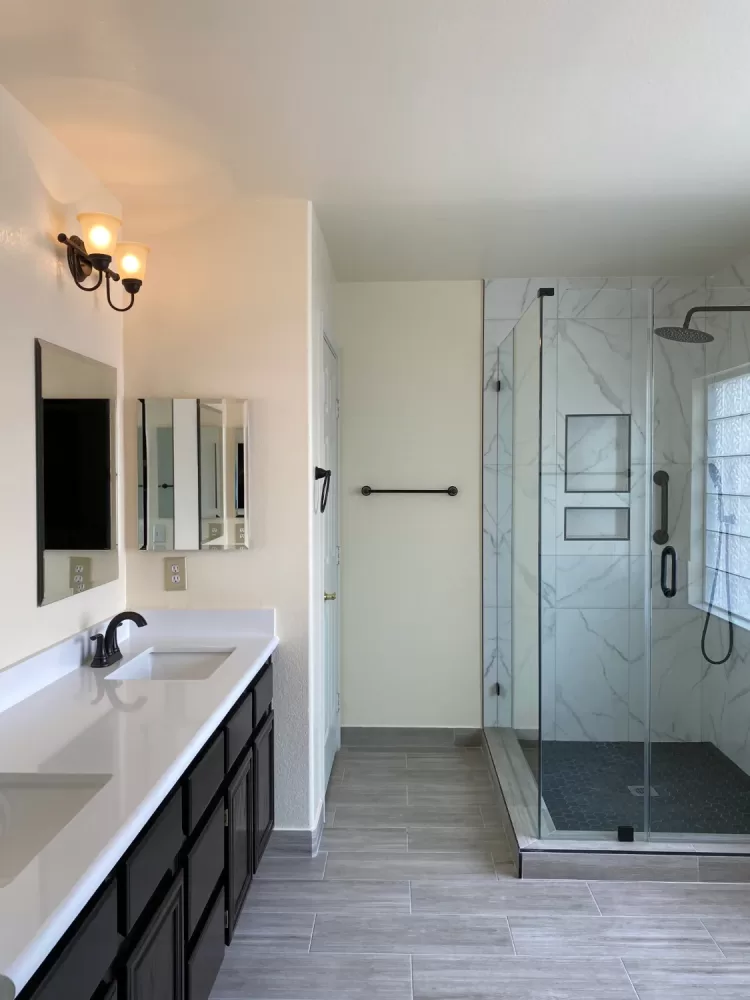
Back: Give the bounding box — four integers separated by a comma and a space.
483, 280, 750, 847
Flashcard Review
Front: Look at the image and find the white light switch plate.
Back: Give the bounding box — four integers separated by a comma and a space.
164, 557, 187, 591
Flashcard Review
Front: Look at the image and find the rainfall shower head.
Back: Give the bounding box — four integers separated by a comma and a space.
654, 324, 714, 343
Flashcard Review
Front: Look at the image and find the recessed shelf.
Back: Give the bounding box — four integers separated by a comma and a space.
565, 413, 631, 493
564, 507, 630, 541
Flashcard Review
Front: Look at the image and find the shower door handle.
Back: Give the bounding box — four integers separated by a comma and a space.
653, 470, 670, 544
660, 545, 677, 598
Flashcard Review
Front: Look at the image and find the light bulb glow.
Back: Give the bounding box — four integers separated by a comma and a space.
76, 212, 121, 255
89, 225, 113, 249
121, 253, 141, 274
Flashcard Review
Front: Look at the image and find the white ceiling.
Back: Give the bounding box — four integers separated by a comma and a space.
3, 0, 750, 279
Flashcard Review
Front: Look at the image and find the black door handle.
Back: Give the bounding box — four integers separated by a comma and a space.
315, 466, 331, 512
653, 470, 670, 544
661, 545, 677, 598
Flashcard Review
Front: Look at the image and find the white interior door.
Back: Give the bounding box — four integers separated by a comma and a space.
323, 337, 340, 782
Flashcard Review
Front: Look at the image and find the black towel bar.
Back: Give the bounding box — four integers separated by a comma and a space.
360, 486, 458, 496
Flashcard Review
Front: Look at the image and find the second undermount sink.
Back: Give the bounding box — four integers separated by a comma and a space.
106, 647, 235, 681
0, 773, 111, 886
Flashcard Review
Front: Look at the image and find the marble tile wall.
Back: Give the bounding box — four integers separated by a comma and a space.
483, 273, 750, 765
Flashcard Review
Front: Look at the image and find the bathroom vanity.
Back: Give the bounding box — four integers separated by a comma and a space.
0, 618, 278, 1000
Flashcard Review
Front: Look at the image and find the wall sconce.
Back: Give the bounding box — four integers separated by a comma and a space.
57, 212, 150, 313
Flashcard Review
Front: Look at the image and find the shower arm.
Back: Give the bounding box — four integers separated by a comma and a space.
682, 304, 750, 328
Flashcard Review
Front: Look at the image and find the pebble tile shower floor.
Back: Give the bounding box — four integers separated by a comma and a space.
210, 745, 750, 1000
536, 741, 750, 835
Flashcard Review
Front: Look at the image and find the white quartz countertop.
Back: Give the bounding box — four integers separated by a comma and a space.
0, 623, 278, 999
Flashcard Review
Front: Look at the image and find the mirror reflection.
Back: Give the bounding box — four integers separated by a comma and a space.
35, 340, 118, 606
137, 398, 249, 551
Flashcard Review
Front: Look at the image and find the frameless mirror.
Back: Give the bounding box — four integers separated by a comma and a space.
35, 340, 118, 606
137, 398, 249, 551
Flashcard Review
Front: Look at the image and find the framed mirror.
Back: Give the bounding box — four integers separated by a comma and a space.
35, 340, 118, 606
137, 398, 249, 551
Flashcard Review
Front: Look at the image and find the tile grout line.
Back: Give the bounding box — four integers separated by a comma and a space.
409, 880, 412, 914
410, 953, 414, 1000
505, 916, 517, 956
308, 913, 316, 954
586, 881, 604, 916
699, 917, 728, 959
619, 957, 641, 999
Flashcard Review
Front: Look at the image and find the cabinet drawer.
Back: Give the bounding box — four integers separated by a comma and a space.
252, 662, 273, 729
186, 800, 225, 939
121, 791, 184, 934
186, 732, 225, 833
187, 887, 225, 1000
225, 691, 254, 772
32, 880, 119, 1000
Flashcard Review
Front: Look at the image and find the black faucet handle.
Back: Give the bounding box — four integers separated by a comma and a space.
90, 633, 108, 669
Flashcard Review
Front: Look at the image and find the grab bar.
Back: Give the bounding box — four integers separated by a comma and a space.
361, 486, 458, 496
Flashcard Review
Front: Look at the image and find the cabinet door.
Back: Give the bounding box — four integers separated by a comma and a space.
226, 747, 253, 942
253, 711, 275, 869
125, 873, 184, 1000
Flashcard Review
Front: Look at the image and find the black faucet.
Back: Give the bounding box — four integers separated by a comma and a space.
91, 611, 148, 668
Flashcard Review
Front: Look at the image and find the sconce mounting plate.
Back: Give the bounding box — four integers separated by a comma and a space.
66, 235, 92, 282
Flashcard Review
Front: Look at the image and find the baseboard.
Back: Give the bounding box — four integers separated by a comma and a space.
340, 727, 482, 749
268, 802, 326, 858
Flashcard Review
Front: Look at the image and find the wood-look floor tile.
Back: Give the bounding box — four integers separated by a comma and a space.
589, 880, 750, 917
311, 913, 514, 955
407, 826, 509, 857
623, 958, 750, 998
231, 911, 315, 952
327, 784, 408, 805
324, 850, 498, 880
254, 853, 328, 880
412, 956, 637, 999
211, 953, 412, 999
509, 915, 723, 958
319, 828, 408, 853
411, 879, 599, 915
246, 878, 411, 912
700, 917, 750, 958
407, 787, 500, 807
332, 803, 484, 828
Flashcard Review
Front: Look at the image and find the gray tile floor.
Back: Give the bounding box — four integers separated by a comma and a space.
210, 746, 750, 999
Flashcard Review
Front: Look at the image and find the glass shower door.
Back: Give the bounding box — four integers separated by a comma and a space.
648, 288, 750, 840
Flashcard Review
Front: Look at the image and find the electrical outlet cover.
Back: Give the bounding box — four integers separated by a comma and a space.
208, 522, 223, 540
235, 522, 246, 545
164, 556, 187, 591
69, 556, 92, 592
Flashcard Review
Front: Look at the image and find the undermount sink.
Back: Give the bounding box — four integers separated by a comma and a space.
0, 773, 111, 887
106, 647, 235, 682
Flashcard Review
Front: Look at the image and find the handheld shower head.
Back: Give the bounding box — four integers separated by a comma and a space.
708, 462, 721, 489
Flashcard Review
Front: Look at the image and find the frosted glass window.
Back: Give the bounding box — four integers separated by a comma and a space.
705, 371, 750, 619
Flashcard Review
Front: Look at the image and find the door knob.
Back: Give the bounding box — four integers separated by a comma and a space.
324, 592, 337, 601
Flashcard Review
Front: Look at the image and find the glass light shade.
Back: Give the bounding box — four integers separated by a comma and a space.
76, 212, 121, 254
114, 242, 150, 282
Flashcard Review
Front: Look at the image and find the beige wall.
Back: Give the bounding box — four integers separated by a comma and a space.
0, 86, 124, 670
124, 199, 319, 830
335, 281, 482, 728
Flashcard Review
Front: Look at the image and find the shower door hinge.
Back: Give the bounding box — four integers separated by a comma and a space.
495, 380, 502, 392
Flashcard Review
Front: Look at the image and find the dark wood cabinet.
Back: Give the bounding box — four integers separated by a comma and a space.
253, 710, 274, 869
226, 747, 253, 942
187, 887, 225, 1000
30, 880, 119, 1000
22, 660, 274, 1000
125, 873, 185, 1000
